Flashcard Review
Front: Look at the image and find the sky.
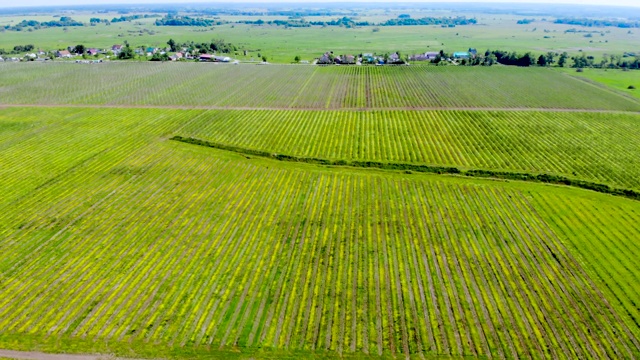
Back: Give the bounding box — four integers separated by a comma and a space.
0, 0, 638, 7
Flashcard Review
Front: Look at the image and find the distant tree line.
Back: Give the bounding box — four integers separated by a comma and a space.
154, 15, 220, 26
570, 53, 640, 69
196, 10, 353, 17
0, 44, 35, 55
111, 14, 159, 23
166, 38, 236, 54
236, 19, 311, 27
380, 16, 476, 27
3, 17, 83, 31
430, 49, 640, 69
516, 18, 535, 25
89, 18, 110, 24
554, 18, 640, 28
2, 14, 166, 31
237, 16, 476, 28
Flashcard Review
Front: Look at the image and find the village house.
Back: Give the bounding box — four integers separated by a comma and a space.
56, 50, 72, 58
169, 52, 183, 61
111, 45, 123, 54
199, 54, 214, 62
214, 55, 231, 62
453, 51, 470, 59
388, 52, 404, 64
318, 52, 333, 65
341, 55, 356, 64
362, 53, 374, 62
87, 48, 100, 56
410, 52, 439, 61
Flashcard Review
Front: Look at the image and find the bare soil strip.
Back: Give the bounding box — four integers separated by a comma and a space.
0, 104, 639, 114
0, 349, 110, 360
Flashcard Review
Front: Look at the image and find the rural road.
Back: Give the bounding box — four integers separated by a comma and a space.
0, 103, 638, 114
0, 349, 99, 360
0, 349, 141, 360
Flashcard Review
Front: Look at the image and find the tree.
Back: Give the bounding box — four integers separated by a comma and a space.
73, 44, 85, 54
150, 52, 169, 62
545, 51, 555, 65
167, 38, 177, 52
558, 52, 568, 67
294, 55, 300, 63
261, 55, 267, 62
118, 43, 135, 60
537, 55, 547, 66
512, 52, 535, 67
483, 53, 497, 66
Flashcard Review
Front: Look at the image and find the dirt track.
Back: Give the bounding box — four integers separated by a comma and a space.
0, 103, 638, 114
0, 349, 102, 360
0, 349, 146, 360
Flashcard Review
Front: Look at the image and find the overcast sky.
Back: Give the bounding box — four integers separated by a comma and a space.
1, 0, 639, 8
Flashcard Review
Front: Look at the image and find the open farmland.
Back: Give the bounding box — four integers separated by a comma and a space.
1, 63, 639, 111
0, 107, 639, 359
2, 1, 640, 357
178, 109, 640, 191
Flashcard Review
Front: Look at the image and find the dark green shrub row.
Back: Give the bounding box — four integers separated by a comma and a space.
170, 136, 460, 175
463, 170, 640, 200
171, 136, 640, 201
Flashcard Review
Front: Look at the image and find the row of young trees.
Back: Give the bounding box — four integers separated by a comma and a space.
430, 49, 639, 69
166, 38, 236, 54
0, 44, 35, 55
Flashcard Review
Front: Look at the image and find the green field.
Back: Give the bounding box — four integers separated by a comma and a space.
1, 63, 639, 111
561, 68, 640, 100
178, 109, 640, 190
0, 106, 639, 359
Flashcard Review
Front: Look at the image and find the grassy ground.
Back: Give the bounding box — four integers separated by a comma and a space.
0, 107, 638, 359
558, 67, 640, 100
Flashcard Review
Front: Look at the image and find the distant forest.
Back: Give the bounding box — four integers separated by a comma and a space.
554, 18, 640, 28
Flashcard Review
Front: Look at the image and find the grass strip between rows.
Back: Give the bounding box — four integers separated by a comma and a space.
170, 136, 640, 202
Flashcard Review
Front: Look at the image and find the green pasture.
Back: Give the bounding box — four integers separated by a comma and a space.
559, 67, 640, 100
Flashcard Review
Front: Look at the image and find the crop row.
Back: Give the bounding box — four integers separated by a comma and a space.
181, 109, 640, 190
531, 192, 640, 345
1, 63, 639, 110
0, 123, 638, 357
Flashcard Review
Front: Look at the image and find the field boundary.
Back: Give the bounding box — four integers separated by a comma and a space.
0, 104, 639, 114
171, 136, 640, 202
0, 349, 106, 360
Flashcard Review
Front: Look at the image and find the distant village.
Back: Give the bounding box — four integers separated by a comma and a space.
317, 49, 478, 65
2, 43, 638, 70
0, 44, 235, 63
2, 44, 479, 65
